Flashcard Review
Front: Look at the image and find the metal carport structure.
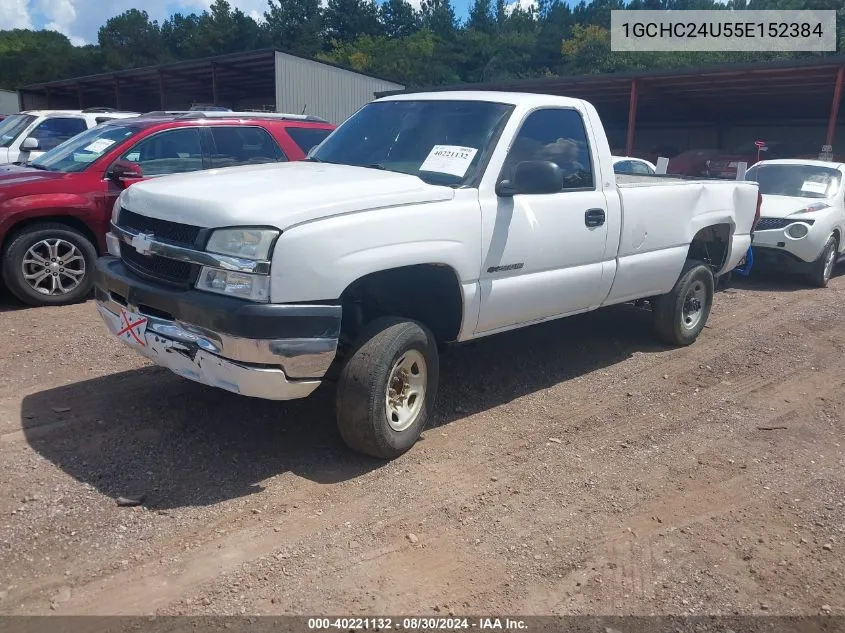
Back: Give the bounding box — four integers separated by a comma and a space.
377, 56, 845, 157
19, 49, 404, 125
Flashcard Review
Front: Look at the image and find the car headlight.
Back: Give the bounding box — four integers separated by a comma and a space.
195, 267, 270, 302
206, 228, 279, 260
786, 222, 810, 239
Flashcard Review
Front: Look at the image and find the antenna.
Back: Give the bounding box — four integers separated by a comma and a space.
301, 104, 307, 115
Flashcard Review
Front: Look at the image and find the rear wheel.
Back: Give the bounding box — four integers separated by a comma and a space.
2, 223, 97, 307
807, 234, 838, 288
652, 260, 714, 346
335, 317, 439, 459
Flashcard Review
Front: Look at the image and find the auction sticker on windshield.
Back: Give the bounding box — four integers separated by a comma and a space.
84, 138, 116, 153
420, 145, 478, 178
801, 178, 829, 195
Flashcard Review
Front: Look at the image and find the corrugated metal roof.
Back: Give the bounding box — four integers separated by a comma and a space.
377, 56, 845, 125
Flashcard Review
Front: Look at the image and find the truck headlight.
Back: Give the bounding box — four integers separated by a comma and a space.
785, 223, 810, 239
206, 228, 279, 260
196, 268, 270, 302
111, 199, 121, 225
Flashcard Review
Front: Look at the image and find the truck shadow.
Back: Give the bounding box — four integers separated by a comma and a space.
21, 304, 665, 510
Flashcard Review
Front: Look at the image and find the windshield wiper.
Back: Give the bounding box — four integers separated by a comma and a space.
364, 163, 388, 171
27, 163, 50, 171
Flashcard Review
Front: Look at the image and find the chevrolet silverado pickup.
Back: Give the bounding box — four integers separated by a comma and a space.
94, 91, 761, 459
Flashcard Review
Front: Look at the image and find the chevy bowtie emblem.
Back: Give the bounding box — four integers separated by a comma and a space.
131, 232, 154, 256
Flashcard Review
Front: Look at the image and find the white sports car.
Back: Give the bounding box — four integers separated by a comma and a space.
744, 159, 845, 287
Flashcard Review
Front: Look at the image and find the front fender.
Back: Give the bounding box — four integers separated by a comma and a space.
269, 197, 481, 303
0, 193, 102, 249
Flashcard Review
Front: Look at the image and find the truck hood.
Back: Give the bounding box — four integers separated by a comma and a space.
120, 162, 456, 229
759, 194, 832, 219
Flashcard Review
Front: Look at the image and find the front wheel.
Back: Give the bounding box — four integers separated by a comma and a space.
807, 234, 838, 288
652, 260, 715, 346
2, 223, 98, 307
335, 317, 439, 459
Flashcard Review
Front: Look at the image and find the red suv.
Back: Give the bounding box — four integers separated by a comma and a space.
0, 111, 335, 306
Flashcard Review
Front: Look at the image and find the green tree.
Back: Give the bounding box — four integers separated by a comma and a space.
420, 0, 459, 39
98, 9, 168, 70
189, 0, 266, 56
467, 0, 496, 33
161, 13, 201, 59
324, 0, 383, 44
264, 0, 324, 57
0, 29, 99, 89
380, 0, 421, 38
319, 29, 460, 86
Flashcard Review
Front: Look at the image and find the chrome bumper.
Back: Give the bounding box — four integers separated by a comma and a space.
96, 296, 338, 401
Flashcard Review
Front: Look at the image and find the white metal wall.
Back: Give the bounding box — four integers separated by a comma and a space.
274, 52, 403, 125
0, 89, 20, 114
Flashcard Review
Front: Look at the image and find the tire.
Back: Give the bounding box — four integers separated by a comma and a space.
807, 234, 838, 288
1, 223, 98, 307
652, 260, 715, 346
336, 317, 439, 459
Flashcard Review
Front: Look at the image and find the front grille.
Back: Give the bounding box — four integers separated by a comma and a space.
756, 217, 815, 231
122, 246, 196, 286
118, 208, 202, 248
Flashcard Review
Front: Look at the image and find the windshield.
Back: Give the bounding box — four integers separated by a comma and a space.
310, 100, 514, 186
745, 164, 842, 199
0, 114, 36, 148
31, 124, 139, 173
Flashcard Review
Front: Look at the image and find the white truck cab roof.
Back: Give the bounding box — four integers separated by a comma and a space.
380, 90, 587, 109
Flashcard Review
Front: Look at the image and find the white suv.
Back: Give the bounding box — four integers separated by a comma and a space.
0, 108, 139, 165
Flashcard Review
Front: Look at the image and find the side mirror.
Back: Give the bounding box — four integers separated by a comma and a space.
109, 160, 144, 184
496, 160, 563, 197
21, 137, 39, 151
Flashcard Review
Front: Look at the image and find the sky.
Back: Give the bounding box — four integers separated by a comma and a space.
0, 0, 529, 47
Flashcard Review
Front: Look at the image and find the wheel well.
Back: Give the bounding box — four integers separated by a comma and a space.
340, 264, 463, 344
1, 216, 101, 256
833, 228, 841, 246
688, 224, 731, 272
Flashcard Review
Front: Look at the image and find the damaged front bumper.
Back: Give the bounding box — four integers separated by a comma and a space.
94, 256, 341, 401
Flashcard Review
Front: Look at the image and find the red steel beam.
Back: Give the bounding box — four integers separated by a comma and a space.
626, 79, 638, 156
826, 66, 844, 148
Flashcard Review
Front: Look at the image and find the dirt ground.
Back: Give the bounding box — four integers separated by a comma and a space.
0, 271, 843, 618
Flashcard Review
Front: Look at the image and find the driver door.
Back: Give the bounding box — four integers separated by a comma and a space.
475, 107, 615, 334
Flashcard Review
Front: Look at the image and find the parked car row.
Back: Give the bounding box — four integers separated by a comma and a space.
0, 109, 334, 306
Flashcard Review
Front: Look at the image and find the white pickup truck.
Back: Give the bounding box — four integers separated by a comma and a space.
94, 91, 760, 459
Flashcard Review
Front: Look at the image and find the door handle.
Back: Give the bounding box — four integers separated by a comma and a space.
585, 208, 606, 227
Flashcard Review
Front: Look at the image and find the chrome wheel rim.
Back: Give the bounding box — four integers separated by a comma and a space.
385, 349, 427, 432
681, 280, 707, 331
21, 238, 86, 296
823, 242, 836, 281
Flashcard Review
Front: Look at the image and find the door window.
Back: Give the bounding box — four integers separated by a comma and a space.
207, 126, 286, 168
502, 109, 594, 190
630, 160, 653, 175
29, 117, 88, 151
120, 128, 204, 176
286, 127, 332, 155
